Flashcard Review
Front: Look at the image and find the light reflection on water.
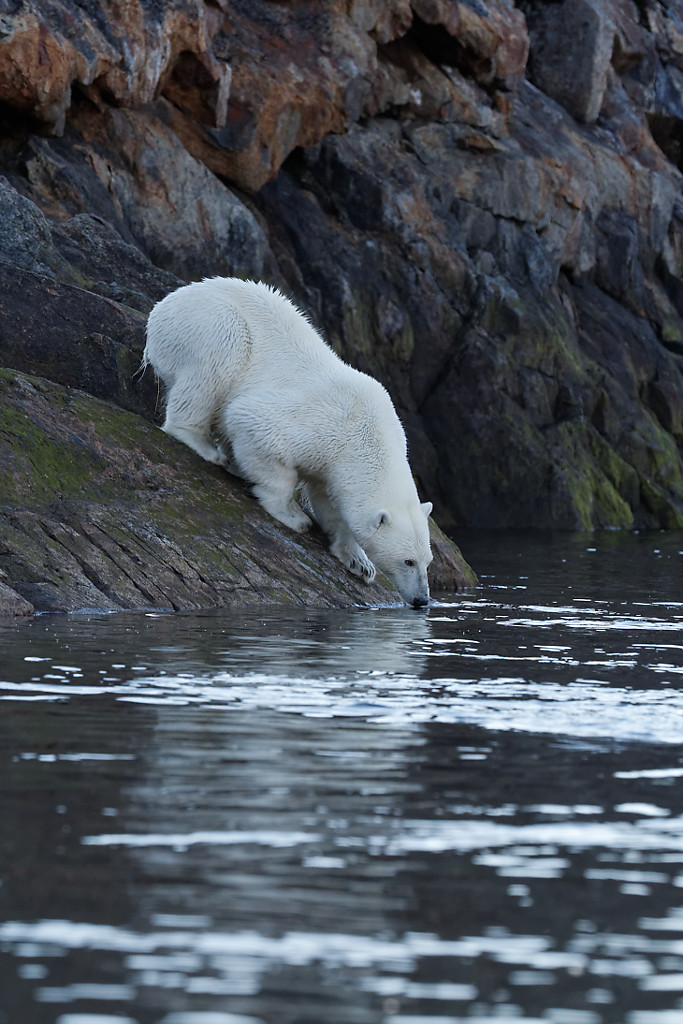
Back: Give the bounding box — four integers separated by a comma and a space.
0, 530, 681, 1024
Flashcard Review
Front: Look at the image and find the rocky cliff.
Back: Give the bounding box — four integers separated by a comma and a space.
1, 0, 683, 557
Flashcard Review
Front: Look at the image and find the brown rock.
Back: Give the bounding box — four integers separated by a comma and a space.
170, 2, 377, 191
411, 0, 529, 84
368, 35, 508, 129
0, 0, 230, 133
0, 4, 108, 131
348, 0, 413, 44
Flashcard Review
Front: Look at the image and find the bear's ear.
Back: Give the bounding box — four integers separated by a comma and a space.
421, 501, 433, 518
372, 509, 391, 529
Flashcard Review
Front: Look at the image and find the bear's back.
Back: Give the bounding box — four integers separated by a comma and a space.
200, 278, 338, 374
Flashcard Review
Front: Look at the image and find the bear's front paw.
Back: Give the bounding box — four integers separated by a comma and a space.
348, 555, 376, 582
333, 540, 376, 583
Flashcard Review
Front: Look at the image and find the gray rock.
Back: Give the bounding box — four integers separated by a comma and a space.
51, 214, 181, 313
0, 262, 154, 417
0, 176, 72, 280
595, 209, 644, 309
0, 175, 181, 312
18, 108, 269, 284
526, 0, 616, 123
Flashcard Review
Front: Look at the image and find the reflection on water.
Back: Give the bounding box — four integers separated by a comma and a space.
0, 530, 681, 1024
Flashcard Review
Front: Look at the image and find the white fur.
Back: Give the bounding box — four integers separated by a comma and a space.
144, 277, 433, 606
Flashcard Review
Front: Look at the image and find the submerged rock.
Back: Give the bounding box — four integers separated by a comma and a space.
0, 580, 34, 618
0, 369, 475, 614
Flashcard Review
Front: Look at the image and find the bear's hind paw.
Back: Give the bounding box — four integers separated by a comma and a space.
274, 506, 313, 534
208, 447, 229, 467
290, 512, 313, 533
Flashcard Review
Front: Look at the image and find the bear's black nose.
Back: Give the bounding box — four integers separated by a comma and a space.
412, 596, 429, 609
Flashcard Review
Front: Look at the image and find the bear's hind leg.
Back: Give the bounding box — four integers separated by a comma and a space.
302, 482, 376, 582
214, 435, 246, 479
253, 471, 312, 533
164, 422, 228, 466
234, 448, 311, 533
162, 380, 227, 466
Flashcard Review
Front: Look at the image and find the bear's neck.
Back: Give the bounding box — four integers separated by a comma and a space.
327, 448, 419, 535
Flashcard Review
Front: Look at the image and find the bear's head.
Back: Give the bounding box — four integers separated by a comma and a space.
363, 501, 433, 608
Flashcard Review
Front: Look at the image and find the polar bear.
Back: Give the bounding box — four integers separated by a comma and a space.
144, 277, 433, 607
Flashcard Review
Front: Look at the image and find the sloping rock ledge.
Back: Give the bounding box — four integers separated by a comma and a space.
0, 368, 476, 617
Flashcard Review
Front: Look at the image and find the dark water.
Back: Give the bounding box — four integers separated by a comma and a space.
0, 531, 682, 1024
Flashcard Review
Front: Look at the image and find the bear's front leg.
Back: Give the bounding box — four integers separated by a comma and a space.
301, 480, 376, 583
330, 536, 376, 582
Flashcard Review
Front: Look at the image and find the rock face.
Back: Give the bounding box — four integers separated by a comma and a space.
0, 0, 682, 559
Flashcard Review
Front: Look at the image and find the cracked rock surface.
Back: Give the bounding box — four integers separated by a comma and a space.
0, 369, 474, 614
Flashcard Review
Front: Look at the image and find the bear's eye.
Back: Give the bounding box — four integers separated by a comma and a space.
404, 559, 416, 567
